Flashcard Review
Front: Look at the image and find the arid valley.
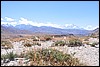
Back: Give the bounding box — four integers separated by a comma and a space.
1, 1, 99, 66
1, 28, 99, 66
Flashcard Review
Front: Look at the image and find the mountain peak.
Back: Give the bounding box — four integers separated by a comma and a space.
64, 24, 84, 30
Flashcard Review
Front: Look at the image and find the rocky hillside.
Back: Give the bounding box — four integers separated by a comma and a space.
89, 28, 99, 38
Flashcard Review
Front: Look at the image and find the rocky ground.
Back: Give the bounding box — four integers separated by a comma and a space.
1, 38, 99, 66
51, 44, 99, 66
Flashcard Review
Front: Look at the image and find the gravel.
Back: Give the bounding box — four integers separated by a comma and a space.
1, 40, 99, 66
51, 44, 99, 66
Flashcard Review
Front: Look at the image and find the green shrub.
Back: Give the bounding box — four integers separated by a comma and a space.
68, 39, 82, 47
22, 49, 84, 66
52, 39, 82, 47
54, 41, 66, 46
89, 42, 98, 47
1, 51, 18, 61
23, 42, 41, 47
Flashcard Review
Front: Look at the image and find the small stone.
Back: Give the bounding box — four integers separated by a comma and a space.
95, 44, 99, 48
23, 64, 26, 66
7, 61, 14, 66
78, 47, 82, 50
5, 59, 10, 63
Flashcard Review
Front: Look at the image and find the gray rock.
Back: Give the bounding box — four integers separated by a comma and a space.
5, 59, 10, 63
1, 60, 4, 65
95, 44, 99, 48
7, 61, 18, 66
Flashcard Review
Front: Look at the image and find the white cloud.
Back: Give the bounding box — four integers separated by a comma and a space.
83, 25, 99, 30
1, 17, 83, 29
65, 24, 74, 27
19, 17, 37, 26
1, 17, 99, 30
18, 17, 64, 28
20, 17, 27, 21
5, 17, 15, 21
10, 22, 18, 26
40, 22, 63, 28
1, 22, 8, 25
1, 18, 3, 20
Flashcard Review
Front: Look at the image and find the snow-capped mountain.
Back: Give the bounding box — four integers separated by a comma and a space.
64, 24, 84, 30
1, 23, 13, 27
1, 17, 88, 30
1, 17, 98, 30
1, 23, 91, 35
1, 22, 84, 30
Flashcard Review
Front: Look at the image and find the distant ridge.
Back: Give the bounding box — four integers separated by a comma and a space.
1, 24, 92, 35
1, 25, 33, 34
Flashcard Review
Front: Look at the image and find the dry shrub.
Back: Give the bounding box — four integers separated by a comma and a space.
24, 43, 32, 47
31, 36, 39, 41
23, 41, 41, 47
88, 42, 99, 47
68, 39, 82, 47
52, 38, 82, 47
22, 49, 85, 66
1, 40, 13, 49
44, 36, 52, 41
53, 41, 66, 46
82, 41, 89, 45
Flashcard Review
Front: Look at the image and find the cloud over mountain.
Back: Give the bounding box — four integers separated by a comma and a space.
5, 17, 15, 21
84, 25, 99, 30
1, 17, 99, 30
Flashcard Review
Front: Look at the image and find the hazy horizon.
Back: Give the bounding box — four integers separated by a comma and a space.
1, 1, 99, 30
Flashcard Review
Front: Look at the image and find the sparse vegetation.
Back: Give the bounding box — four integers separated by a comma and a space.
54, 41, 66, 46
52, 38, 82, 47
68, 39, 82, 47
44, 36, 52, 41
24, 43, 32, 47
23, 42, 41, 47
1, 33, 98, 66
89, 42, 99, 47
32, 36, 39, 41
33, 42, 41, 46
1, 41, 13, 49
1, 51, 18, 61
83, 41, 89, 45
20, 49, 84, 66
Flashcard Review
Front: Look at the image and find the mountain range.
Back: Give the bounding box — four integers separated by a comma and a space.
1, 24, 98, 35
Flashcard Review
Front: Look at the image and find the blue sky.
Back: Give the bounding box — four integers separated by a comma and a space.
1, 1, 99, 30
